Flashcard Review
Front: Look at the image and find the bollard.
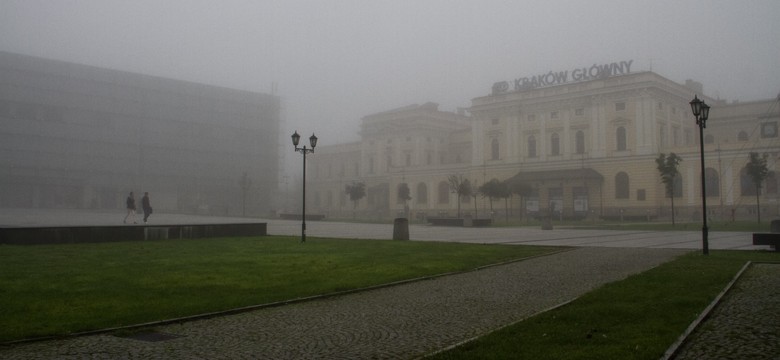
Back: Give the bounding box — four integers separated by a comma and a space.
393, 218, 409, 240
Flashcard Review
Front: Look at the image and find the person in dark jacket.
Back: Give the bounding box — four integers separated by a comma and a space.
142, 192, 153, 223
123, 192, 137, 224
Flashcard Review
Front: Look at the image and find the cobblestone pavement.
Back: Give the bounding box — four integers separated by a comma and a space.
673, 263, 780, 360
0, 247, 686, 359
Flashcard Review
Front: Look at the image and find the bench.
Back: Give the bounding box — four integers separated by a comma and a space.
752, 233, 780, 252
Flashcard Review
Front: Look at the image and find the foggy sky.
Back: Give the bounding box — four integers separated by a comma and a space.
2, 0, 779, 153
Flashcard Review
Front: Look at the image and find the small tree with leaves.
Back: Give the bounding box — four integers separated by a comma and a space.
448, 175, 471, 218
509, 181, 533, 221
746, 152, 769, 223
479, 178, 505, 218
345, 181, 366, 219
656, 153, 682, 225
397, 182, 411, 217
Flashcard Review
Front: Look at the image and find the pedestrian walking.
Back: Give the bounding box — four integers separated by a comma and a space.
123, 191, 137, 224
142, 192, 153, 223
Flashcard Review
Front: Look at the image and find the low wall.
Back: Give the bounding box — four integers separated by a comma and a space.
0, 223, 267, 245
428, 218, 493, 227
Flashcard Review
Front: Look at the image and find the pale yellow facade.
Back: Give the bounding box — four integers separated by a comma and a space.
309, 71, 779, 222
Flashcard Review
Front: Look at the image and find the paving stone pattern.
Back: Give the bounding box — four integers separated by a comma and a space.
0, 247, 685, 359
673, 263, 780, 360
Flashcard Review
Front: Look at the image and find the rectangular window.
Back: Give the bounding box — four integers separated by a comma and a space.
528, 114, 536, 122
550, 111, 558, 119
615, 102, 626, 111
575, 108, 584, 116
637, 189, 646, 201
491, 118, 499, 125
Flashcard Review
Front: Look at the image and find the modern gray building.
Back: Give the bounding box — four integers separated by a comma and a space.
0, 51, 280, 215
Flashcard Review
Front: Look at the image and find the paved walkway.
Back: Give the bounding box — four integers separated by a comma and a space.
0, 247, 686, 359
673, 263, 780, 360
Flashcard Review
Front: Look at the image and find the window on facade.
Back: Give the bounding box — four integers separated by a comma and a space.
528, 135, 537, 157
738, 131, 749, 141
615, 172, 629, 199
491, 138, 499, 160
326, 191, 333, 207
637, 189, 646, 201
704, 134, 715, 144
767, 171, 778, 195
575, 130, 585, 154
426, 153, 432, 165
551, 133, 560, 155
616, 127, 627, 151
491, 118, 499, 125
438, 181, 449, 204
575, 108, 584, 116
405, 153, 411, 166
761, 122, 778, 138
615, 102, 626, 111
740, 167, 757, 196
673, 127, 680, 146
705, 168, 720, 197
658, 102, 663, 110
417, 183, 428, 204
670, 175, 683, 198
528, 114, 536, 122
685, 129, 692, 146
550, 111, 558, 119
659, 124, 666, 147
369, 157, 374, 174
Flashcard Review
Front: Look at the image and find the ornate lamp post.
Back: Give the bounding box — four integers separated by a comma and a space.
690, 95, 710, 255
291, 131, 317, 243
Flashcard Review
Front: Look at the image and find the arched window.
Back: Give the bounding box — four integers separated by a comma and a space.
740, 167, 756, 196
551, 133, 560, 155
417, 183, 428, 204
672, 173, 682, 197
575, 130, 585, 154
615, 172, 629, 199
705, 168, 720, 197
616, 127, 627, 151
438, 181, 450, 204
491, 138, 499, 160
528, 135, 537, 157
704, 134, 715, 144
738, 131, 748, 142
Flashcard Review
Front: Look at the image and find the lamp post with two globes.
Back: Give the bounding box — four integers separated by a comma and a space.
690, 95, 711, 255
291, 131, 317, 243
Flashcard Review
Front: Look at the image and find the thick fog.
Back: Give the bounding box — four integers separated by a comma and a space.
1, 0, 778, 152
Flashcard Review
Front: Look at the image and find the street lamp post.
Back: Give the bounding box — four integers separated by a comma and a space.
291, 131, 318, 243
690, 95, 711, 255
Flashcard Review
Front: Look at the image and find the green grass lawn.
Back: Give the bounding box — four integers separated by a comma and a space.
428, 250, 779, 360
0, 236, 558, 342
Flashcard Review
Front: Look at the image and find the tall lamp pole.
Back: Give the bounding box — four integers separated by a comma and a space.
690, 95, 710, 255
291, 131, 317, 243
